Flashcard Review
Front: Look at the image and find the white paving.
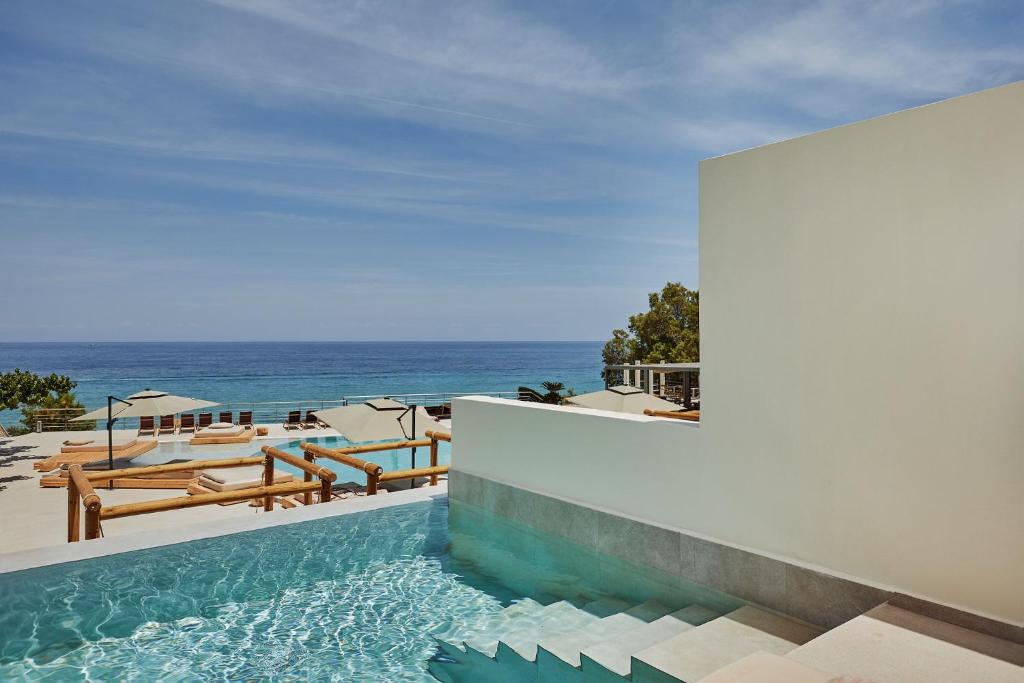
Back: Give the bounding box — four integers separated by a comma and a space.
788, 612, 1024, 683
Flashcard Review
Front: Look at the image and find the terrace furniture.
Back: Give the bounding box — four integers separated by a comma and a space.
256, 427, 269, 436
238, 411, 253, 427
138, 415, 157, 436
158, 415, 176, 435
198, 412, 213, 429
303, 410, 320, 429
34, 437, 158, 472
190, 423, 256, 445
179, 413, 197, 434
219, 411, 234, 425
283, 410, 302, 430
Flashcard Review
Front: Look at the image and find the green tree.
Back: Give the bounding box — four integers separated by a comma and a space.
602, 283, 699, 375
0, 369, 90, 435
538, 381, 575, 405
19, 391, 93, 434
0, 369, 76, 410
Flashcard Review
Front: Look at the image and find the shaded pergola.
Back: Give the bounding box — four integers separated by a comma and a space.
602, 362, 700, 408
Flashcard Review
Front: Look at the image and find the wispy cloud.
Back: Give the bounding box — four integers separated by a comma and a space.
0, 0, 1021, 340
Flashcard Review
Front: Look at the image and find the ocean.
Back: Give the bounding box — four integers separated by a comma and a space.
0, 342, 605, 422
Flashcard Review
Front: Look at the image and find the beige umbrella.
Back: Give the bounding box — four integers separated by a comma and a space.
313, 398, 445, 489
75, 390, 219, 422
565, 385, 682, 414
312, 398, 440, 443
73, 390, 219, 473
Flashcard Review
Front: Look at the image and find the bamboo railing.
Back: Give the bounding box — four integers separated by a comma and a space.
66, 451, 336, 542
643, 408, 701, 422
300, 430, 452, 494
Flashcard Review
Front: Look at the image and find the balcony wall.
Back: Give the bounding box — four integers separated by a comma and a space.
451, 81, 1024, 629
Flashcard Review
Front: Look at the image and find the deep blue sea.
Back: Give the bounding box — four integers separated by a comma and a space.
0, 342, 604, 421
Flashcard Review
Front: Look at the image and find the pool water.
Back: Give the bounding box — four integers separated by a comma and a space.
0, 499, 511, 681
130, 436, 453, 486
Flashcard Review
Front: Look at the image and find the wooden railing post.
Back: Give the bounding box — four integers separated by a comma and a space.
263, 452, 274, 512
366, 473, 378, 496
320, 477, 332, 504
84, 496, 101, 540
83, 501, 100, 540
429, 437, 439, 486
304, 450, 315, 506
70, 465, 101, 542
67, 474, 80, 543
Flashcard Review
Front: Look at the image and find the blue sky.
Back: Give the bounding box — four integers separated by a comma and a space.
1, 0, 1021, 342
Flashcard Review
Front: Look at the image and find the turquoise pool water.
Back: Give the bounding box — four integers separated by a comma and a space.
0, 499, 512, 681
0, 496, 739, 680
129, 436, 453, 486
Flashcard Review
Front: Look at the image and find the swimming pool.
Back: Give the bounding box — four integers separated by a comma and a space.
0, 493, 739, 680
130, 436, 453, 486
0, 499, 509, 680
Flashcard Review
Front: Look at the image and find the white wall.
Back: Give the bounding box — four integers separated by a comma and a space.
453, 81, 1024, 626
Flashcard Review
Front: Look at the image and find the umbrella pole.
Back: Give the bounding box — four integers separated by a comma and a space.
106, 395, 132, 490
107, 396, 115, 490
410, 405, 416, 490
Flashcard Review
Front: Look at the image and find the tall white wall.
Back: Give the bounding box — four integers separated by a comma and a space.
453, 81, 1024, 626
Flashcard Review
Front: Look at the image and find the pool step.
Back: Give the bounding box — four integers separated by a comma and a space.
535, 599, 674, 680
694, 652, 833, 682
430, 595, 659, 682
434, 597, 549, 653
631, 606, 824, 683
785, 604, 1024, 683
580, 604, 721, 681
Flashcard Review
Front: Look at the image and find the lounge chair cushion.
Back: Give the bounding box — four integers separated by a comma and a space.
63, 439, 94, 446
198, 466, 293, 491
61, 437, 140, 453
209, 422, 235, 429
195, 425, 245, 438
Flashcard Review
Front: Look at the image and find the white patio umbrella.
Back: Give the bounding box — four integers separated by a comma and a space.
565, 385, 682, 414
312, 398, 440, 442
312, 398, 444, 489
74, 390, 219, 473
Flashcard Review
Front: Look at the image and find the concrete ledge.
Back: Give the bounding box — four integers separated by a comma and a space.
450, 470, 892, 629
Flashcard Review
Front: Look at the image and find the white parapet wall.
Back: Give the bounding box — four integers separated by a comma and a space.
452, 81, 1024, 627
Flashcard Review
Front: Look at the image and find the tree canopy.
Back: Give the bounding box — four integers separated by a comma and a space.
602, 283, 699, 372
0, 369, 77, 411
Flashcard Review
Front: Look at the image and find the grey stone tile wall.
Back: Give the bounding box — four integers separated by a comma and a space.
449, 470, 893, 628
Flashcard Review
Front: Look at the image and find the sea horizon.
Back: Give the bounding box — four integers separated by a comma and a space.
0, 341, 606, 423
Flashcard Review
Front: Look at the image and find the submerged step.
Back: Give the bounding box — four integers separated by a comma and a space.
434, 597, 547, 652
468, 600, 585, 657
632, 606, 823, 683
538, 600, 674, 669
580, 604, 721, 679
498, 597, 629, 662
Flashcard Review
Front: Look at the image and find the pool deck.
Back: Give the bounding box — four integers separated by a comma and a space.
0, 422, 450, 559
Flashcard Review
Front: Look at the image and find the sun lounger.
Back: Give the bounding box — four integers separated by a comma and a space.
179, 413, 196, 434
139, 415, 156, 436
195, 423, 245, 438
196, 466, 293, 491
59, 436, 138, 453
158, 415, 175, 435
189, 422, 256, 445
238, 410, 253, 427
219, 411, 234, 425
34, 438, 157, 472
303, 410, 320, 429
283, 410, 302, 430
198, 412, 213, 429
